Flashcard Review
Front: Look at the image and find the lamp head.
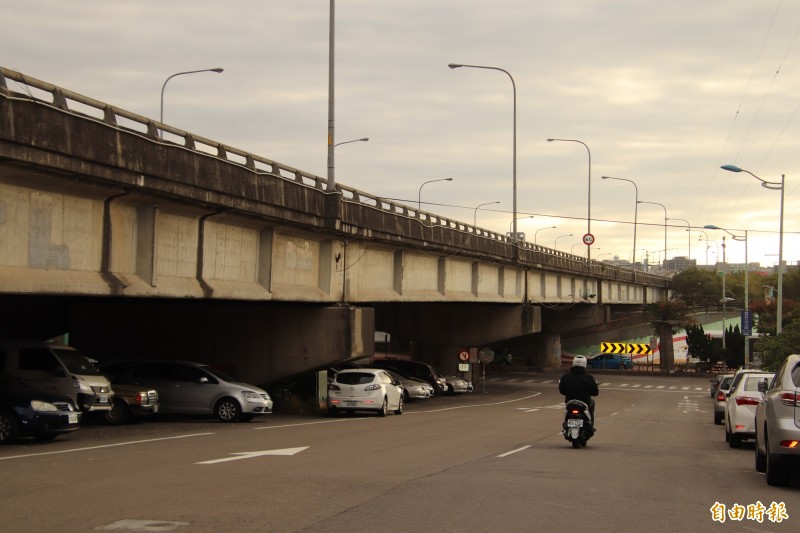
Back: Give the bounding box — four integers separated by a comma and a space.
547, 138, 555, 142
448, 63, 463, 69
721, 164, 742, 173
211, 68, 224, 73
704, 225, 721, 230
445, 178, 453, 181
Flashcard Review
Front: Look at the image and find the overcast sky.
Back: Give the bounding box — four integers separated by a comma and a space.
4, 1, 799, 269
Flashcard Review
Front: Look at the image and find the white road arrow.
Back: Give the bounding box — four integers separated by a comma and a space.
196, 446, 308, 465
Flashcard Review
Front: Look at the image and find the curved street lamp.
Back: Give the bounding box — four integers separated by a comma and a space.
417, 178, 453, 211
602, 176, 638, 272
534, 225, 556, 245
638, 200, 667, 273
547, 138, 591, 261
160, 68, 224, 124
449, 63, 517, 243
667, 218, 691, 261
721, 164, 785, 334
554, 234, 573, 250
705, 224, 750, 366
334, 137, 369, 147
474, 201, 500, 226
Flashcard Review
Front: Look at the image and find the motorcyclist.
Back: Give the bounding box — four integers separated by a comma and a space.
559, 355, 599, 428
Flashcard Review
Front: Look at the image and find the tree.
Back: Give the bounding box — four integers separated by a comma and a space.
754, 318, 800, 371
646, 299, 690, 372
670, 269, 720, 309
723, 323, 744, 368
685, 323, 713, 363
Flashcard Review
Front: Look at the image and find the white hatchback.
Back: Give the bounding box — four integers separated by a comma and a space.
725, 369, 774, 448
328, 369, 404, 417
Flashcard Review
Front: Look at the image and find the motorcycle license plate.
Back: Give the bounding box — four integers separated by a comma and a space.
567, 419, 583, 428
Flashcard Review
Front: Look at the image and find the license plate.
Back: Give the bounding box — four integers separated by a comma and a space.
567, 419, 583, 428
68, 413, 79, 424
346, 401, 358, 407
97, 395, 109, 404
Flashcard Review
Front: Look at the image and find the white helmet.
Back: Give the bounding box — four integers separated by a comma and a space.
572, 355, 588, 368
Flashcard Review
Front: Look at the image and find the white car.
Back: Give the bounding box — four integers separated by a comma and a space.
384, 369, 433, 400
755, 354, 800, 486
725, 369, 775, 448
328, 368, 404, 417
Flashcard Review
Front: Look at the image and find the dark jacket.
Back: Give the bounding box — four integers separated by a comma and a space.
558, 366, 599, 405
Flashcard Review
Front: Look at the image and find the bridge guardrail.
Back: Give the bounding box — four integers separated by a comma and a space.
0, 66, 668, 288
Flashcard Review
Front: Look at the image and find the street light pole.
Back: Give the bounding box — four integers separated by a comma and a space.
535, 225, 556, 245
334, 137, 369, 147
705, 224, 749, 366
555, 234, 573, 250
160, 67, 224, 124
668, 218, 691, 261
601, 176, 638, 273
721, 165, 785, 334
638, 200, 667, 273
449, 63, 517, 244
326, 0, 336, 191
417, 178, 453, 211
547, 138, 591, 261
474, 201, 500, 227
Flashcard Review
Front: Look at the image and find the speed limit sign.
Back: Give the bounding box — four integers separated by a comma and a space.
582, 233, 595, 246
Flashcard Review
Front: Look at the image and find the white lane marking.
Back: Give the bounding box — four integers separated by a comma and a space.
657, 385, 665, 389
497, 445, 531, 457
197, 446, 309, 465
96, 519, 190, 531
541, 380, 553, 384
644, 385, 653, 389
619, 384, 629, 387
631, 384, 642, 388
0, 433, 214, 462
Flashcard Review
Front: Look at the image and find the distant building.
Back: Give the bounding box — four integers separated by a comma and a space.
664, 256, 696, 273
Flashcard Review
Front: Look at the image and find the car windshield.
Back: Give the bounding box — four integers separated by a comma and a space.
54, 348, 102, 375
337, 372, 376, 385
743, 375, 771, 392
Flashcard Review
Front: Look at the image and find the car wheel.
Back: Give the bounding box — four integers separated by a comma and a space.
729, 432, 742, 449
0, 411, 19, 443
215, 398, 242, 423
755, 431, 767, 473
395, 395, 404, 415
725, 422, 731, 443
403, 389, 410, 402
447, 384, 456, 396
104, 397, 131, 426
378, 397, 388, 417
765, 434, 791, 486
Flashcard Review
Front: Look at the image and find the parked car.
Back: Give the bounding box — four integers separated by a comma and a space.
0, 341, 113, 413
383, 369, 434, 401
712, 374, 734, 425
0, 374, 81, 443
724, 369, 775, 448
102, 384, 159, 425
437, 370, 473, 394
710, 374, 726, 398
755, 354, 800, 486
327, 368, 404, 417
97, 360, 272, 422
587, 353, 632, 370
370, 359, 446, 394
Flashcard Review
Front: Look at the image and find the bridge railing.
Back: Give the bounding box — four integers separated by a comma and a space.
1, 66, 667, 287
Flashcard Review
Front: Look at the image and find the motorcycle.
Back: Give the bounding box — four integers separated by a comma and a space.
562, 399, 594, 448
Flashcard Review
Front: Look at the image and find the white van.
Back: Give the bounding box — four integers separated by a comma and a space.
0, 341, 114, 412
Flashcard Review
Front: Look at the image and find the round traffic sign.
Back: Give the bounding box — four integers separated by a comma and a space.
582, 233, 595, 246
458, 351, 470, 362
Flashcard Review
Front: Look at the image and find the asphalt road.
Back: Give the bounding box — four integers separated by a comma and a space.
1, 371, 798, 532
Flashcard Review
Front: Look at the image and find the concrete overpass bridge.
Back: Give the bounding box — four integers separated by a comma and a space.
0, 67, 670, 384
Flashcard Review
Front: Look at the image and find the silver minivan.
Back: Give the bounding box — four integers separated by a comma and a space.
0, 341, 114, 412
97, 360, 272, 422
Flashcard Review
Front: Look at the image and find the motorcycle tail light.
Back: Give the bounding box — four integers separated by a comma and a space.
734, 395, 760, 406
570, 409, 580, 415
716, 391, 726, 402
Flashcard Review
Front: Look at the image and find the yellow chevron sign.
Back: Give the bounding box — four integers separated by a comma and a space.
601, 342, 653, 355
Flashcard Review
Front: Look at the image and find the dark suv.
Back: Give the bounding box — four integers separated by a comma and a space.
370, 359, 446, 394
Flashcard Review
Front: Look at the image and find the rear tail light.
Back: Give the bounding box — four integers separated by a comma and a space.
734, 396, 761, 406
365, 384, 381, 391
779, 440, 799, 448
779, 392, 800, 407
